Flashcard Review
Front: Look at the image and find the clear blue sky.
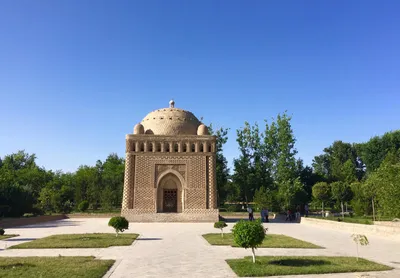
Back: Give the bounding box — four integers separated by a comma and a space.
1, 1, 400, 173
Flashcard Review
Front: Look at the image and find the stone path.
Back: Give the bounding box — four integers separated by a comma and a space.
1, 218, 400, 278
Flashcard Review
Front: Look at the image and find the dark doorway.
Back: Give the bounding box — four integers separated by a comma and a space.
163, 189, 177, 212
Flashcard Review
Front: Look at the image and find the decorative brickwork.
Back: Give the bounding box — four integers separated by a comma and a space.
121, 101, 219, 222
122, 154, 134, 209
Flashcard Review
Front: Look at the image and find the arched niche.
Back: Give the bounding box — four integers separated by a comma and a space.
156, 170, 185, 213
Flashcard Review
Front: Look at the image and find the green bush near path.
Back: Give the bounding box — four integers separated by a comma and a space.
9, 233, 138, 249
0, 256, 114, 278
226, 256, 393, 277
203, 233, 322, 249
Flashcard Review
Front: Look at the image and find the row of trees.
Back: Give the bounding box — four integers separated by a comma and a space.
216, 112, 321, 212
0, 151, 124, 217
214, 114, 400, 218
312, 150, 400, 219
1, 113, 399, 218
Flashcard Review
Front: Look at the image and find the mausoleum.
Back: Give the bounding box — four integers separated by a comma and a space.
121, 100, 219, 222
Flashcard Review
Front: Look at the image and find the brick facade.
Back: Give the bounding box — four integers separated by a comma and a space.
121, 101, 219, 222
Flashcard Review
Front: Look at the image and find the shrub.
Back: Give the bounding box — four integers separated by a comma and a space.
351, 234, 369, 261
78, 200, 89, 212
108, 216, 129, 237
225, 204, 242, 212
62, 200, 74, 214
214, 221, 228, 238
0, 228, 4, 236
231, 220, 265, 263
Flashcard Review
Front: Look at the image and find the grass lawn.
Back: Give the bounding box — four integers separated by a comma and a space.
310, 216, 374, 225
226, 256, 393, 277
9, 233, 138, 249
0, 235, 19, 240
203, 233, 322, 249
0, 256, 114, 278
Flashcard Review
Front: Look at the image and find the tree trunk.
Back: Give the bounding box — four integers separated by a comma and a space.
341, 201, 344, 219
322, 202, 324, 217
345, 202, 348, 212
372, 197, 376, 222
356, 242, 359, 261
251, 247, 256, 263
116, 232, 118, 237
221, 228, 224, 238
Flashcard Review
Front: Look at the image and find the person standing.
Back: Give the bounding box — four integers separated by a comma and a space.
265, 207, 269, 223
260, 208, 265, 223
304, 204, 309, 217
247, 206, 254, 221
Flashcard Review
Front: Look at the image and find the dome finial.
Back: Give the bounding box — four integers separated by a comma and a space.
169, 99, 175, 108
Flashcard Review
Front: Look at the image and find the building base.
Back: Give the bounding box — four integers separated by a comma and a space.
121, 209, 219, 222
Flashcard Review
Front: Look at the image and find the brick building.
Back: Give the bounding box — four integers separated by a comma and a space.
121, 100, 219, 222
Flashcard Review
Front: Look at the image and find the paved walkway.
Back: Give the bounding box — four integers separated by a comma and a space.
1, 218, 400, 278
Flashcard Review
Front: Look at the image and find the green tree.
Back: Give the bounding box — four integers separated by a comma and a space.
74, 165, 98, 208
365, 151, 400, 218
312, 182, 331, 216
357, 130, 400, 174
101, 154, 125, 208
232, 220, 265, 263
209, 125, 230, 205
331, 181, 353, 219
312, 141, 362, 182
224, 181, 241, 203
0, 150, 49, 216
214, 221, 228, 238
350, 181, 371, 216
253, 186, 278, 212
108, 216, 129, 237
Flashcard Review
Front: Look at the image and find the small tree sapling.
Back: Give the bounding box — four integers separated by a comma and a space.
214, 221, 228, 238
231, 220, 265, 263
351, 234, 369, 261
108, 216, 129, 237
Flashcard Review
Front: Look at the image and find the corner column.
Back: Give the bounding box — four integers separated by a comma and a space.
122, 153, 135, 209
209, 155, 217, 209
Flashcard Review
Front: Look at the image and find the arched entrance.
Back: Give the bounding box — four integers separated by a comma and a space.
157, 172, 184, 213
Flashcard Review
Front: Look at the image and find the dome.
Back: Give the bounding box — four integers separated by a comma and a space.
140, 101, 202, 135
197, 124, 209, 135
133, 123, 144, 134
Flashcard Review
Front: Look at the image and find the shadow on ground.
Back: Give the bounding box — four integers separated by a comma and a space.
18, 220, 81, 229
136, 238, 162, 241
3, 238, 37, 242
269, 259, 331, 267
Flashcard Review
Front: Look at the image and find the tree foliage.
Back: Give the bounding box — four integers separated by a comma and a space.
232, 112, 308, 210
0, 151, 125, 217
312, 182, 331, 213
232, 220, 265, 263
108, 216, 129, 237
365, 151, 400, 218
209, 124, 230, 205
331, 181, 353, 217
214, 221, 228, 237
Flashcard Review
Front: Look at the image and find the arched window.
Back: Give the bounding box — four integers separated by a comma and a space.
149, 142, 153, 152
165, 143, 170, 152
191, 143, 196, 152
174, 143, 179, 152
156, 143, 161, 152
208, 144, 212, 152
199, 143, 204, 152
140, 143, 144, 152
183, 143, 187, 153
